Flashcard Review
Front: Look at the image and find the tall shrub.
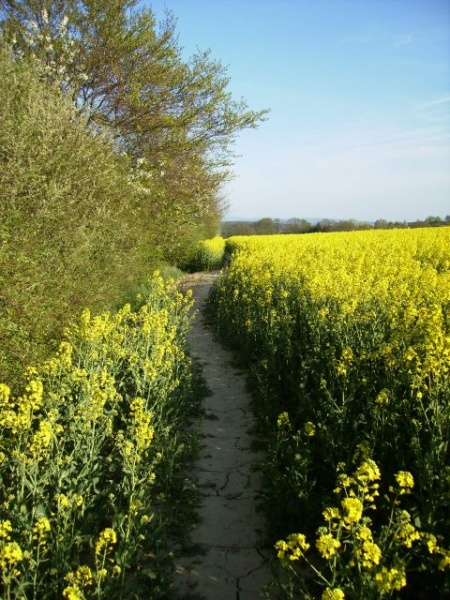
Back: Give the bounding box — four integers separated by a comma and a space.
0, 44, 150, 384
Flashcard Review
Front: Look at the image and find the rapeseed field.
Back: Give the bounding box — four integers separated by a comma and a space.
210, 228, 450, 598
0, 274, 197, 599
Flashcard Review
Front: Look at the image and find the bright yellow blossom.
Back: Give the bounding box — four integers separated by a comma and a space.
275, 533, 310, 561
316, 532, 341, 559
395, 471, 414, 491
375, 566, 407, 593
0, 541, 23, 566
33, 517, 51, 540
62, 585, 84, 600
0, 519, 13, 540
323, 507, 340, 522
322, 588, 345, 600
341, 497, 363, 525
95, 528, 117, 555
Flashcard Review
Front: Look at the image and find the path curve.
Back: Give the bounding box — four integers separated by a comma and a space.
174, 272, 272, 599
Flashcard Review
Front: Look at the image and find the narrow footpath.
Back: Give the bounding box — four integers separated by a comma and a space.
174, 272, 273, 599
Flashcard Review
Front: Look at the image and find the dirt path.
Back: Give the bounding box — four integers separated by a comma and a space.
174, 272, 272, 599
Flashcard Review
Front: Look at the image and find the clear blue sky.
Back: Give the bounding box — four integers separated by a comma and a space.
149, 0, 450, 223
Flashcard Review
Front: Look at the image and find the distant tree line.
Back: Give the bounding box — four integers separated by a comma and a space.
221, 215, 450, 237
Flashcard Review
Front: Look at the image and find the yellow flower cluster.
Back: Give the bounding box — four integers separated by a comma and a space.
394, 471, 414, 492
274, 458, 450, 597
0, 520, 13, 541
316, 532, 341, 559
322, 588, 345, 600
212, 228, 450, 596
341, 497, 364, 526
0, 273, 195, 598
129, 397, 154, 452
32, 517, 51, 541
304, 421, 316, 437
95, 528, 117, 556
394, 511, 421, 548
374, 566, 406, 594
0, 541, 23, 566
354, 525, 382, 568
63, 566, 94, 599
276, 411, 290, 428
275, 533, 310, 562
218, 229, 450, 399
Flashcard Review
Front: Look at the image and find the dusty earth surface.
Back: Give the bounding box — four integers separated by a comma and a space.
173, 272, 274, 599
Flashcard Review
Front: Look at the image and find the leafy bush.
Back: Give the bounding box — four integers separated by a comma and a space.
0, 44, 153, 384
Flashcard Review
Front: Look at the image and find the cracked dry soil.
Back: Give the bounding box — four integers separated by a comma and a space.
173, 272, 272, 599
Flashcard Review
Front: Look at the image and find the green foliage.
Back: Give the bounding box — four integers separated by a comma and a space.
254, 217, 278, 235
0, 273, 200, 598
1, 0, 267, 252
0, 44, 153, 384
0, 1, 268, 380
181, 236, 226, 272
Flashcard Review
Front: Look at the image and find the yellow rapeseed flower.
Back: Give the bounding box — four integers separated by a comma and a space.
341, 497, 363, 525
33, 517, 51, 540
357, 539, 382, 568
277, 412, 290, 428
438, 550, 450, 571
24, 378, 44, 410
356, 524, 373, 542
287, 533, 310, 552
395, 511, 420, 548
323, 507, 340, 522
304, 421, 316, 437
395, 471, 414, 491
424, 533, 439, 554
355, 459, 380, 483
0, 519, 13, 540
74, 565, 93, 586
274, 539, 289, 560
29, 420, 54, 461
316, 532, 341, 559
375, 566, 406, 593
95, 528, 117, 555
375, 389, 390, 405
274, 533, 310, 561
0, 541, 23, 566
322, 588, 345, 600
0, 383, 11, 405
55, 493, 71, 510
62, 585, 84, 600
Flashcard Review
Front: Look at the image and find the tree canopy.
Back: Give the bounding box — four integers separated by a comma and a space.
0, 0, 268, 382
1, 0, 267, 170
1, 0, 268, 261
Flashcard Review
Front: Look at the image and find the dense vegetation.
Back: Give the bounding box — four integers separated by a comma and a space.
180, 236, 226, 272
0, 2, 264, 596
0, 0, 266, 384
0, 43, 148, 382
209, 229, 450, 599
0, 275, 203, 598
